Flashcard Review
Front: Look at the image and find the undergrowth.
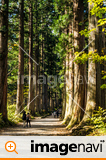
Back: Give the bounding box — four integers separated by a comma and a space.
88, 107, 106, 136
71, 107, 106, 136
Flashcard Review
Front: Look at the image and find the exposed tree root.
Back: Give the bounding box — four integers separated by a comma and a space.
62, 115, 72, 125
66, 117, 78, 129
69, 119, 93, 136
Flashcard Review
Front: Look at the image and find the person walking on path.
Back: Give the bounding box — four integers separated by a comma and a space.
26, 113, 31, 127
53, 111, 56, 118
22, 111, 26, 128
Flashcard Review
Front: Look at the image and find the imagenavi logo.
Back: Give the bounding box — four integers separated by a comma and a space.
31, 140, 105, 156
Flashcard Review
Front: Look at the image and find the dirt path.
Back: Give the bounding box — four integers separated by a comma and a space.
0, 116, 71, 136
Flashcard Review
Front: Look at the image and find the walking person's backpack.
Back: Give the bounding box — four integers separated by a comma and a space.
22, 112, 26, 120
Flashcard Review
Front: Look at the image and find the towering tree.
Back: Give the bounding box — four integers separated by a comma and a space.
82, 1, 96, 121
62, 1, 74, 124
28, 1, 35, 114
0, 0, 9, 120
67, 0, 86, 128
33, 0, 40, 113
16, 0, 24, 114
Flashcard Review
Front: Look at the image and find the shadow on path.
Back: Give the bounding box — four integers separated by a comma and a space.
0, 116, 71, 136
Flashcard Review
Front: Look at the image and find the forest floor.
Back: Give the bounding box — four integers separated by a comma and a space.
0, 116, 71, 136
0, 115, 106, 136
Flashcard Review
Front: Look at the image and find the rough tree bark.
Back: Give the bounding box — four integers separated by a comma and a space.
16, 0, 24, 114
82, 2, 96, 121
28, 2, 35, 115
67, 0, 86, 129
33, 0, 40, 113
0, 0, 8, 120
63, 20, 69, 124
62, 2, 74, 124
62, 60, 66, 119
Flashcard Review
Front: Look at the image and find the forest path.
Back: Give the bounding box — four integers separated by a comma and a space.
0, 116, 71, 136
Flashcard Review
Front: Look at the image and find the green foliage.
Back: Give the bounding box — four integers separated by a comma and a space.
90, 107, 106, 129
6, 0, 106, 127
74, 52, 88, 64
7, 105, 22, 123
98, 18, 106, 27
80, 0, 106, 37
100, 84, 106, 89
59, 83, 64, 89
88, 0, 106, 18
0, 112, 16, 128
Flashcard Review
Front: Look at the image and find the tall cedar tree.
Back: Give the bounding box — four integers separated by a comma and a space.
16, 0, 24, 113
82, 1, 96, 121
28, 1, 35, 115
0, 0, 8, 120
66, 0, 86, 128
